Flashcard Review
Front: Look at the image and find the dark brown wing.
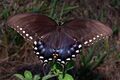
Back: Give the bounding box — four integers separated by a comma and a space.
63, 19, 112, 46
42, 28, 75, 49
7, 13, 57, 42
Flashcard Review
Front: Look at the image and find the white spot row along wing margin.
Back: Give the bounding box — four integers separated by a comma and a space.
12, 25, 39, 42
83, 33, 108, 46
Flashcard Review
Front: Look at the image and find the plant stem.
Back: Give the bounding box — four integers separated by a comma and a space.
59, 2, 65, 21
49, 0, 57, 18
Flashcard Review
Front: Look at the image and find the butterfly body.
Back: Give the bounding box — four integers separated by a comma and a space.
7, 13, 112, 64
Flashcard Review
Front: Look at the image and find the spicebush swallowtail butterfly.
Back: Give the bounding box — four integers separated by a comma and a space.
7, 13, 112, 64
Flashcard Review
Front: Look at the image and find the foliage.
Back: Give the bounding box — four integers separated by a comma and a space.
78, 45, 109, 79
15, 66, 74, 80
15, 70, 40, 80
0, 7, 10, 20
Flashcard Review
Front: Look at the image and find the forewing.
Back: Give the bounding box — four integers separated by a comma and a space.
64, 19, 112, 46
7, 13, 57, 42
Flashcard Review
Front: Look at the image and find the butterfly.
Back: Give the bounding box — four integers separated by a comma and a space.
7, 13, 112, 64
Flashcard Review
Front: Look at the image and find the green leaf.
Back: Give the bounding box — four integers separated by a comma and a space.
33, 75, 41, 80
53, 63, 63, 72
66, 61, 74, 71
0, 8, 10, 20
91, 52, 107, 70
85, 47, 94, 65
24, 70, 33, 79
49, 0, 58, 18
58, 74, 74, 80
42, 74, 56, 80
14, 74, 25, 80
63, 5, 78, 15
